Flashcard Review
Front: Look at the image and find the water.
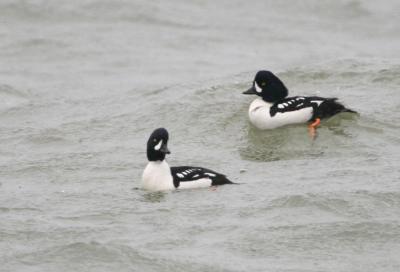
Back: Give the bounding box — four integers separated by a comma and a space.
1, 0, 400, 271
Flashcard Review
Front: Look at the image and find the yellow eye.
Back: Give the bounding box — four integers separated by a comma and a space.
261, 82, 267, 87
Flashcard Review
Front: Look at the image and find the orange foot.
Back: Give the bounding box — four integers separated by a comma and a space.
308, 118, 321, 139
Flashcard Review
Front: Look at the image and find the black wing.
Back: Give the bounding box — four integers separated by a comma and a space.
269, 96, 328, 117
270, 96, 356, 120
170, 166, 233, 188
311, 97, 357, 119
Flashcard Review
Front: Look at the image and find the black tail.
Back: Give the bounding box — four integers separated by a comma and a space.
211, 174, 236, 186
313, 98, 357, 120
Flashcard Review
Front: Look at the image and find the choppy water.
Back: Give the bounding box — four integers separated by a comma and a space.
1, 1, 400, 271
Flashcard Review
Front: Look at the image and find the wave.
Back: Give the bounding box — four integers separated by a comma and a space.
1, 0, 398, 26
0, 0, 204, 29
279, 59, 400, 86
268, 191, 400, 218
0, 84, 29, 112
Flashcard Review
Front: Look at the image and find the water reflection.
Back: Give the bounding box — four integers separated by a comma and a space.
239, 116, 357, 163
141, 191, 167, 203
239, 123, 314, 162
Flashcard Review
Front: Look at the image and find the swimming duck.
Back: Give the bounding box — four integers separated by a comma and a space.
243, 70, 357, 135
142, 128, 233, 191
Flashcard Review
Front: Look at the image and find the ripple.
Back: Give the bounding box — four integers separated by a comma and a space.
0, 85, 29, 112
280, 59, 400, 87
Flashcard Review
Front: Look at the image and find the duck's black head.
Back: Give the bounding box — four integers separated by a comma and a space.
243, 70, 289, 102
146, 128, 171, 161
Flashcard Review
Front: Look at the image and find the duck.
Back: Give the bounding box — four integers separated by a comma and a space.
243, 70, 357, 135
142, 128, 234, 191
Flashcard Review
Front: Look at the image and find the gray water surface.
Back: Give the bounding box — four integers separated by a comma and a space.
1, 1, 400, 271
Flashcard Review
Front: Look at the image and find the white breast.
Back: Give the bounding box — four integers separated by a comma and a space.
142, 160, 175, 191
248, 98, 313, 129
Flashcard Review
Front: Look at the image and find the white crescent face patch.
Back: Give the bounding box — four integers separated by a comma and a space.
154, 140, 162, 150
254, 82, 262, 93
